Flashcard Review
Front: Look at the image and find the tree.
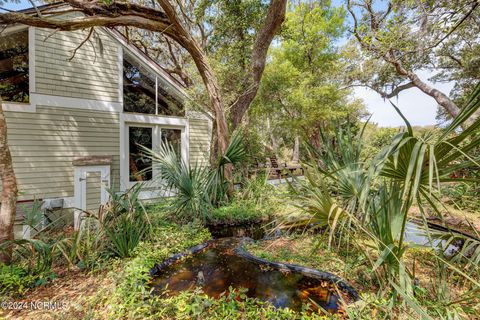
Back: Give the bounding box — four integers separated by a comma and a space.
0, 99, 17, 263
252, 1, 364, 152
345, 0, 480, 121
0, 0, 287, 262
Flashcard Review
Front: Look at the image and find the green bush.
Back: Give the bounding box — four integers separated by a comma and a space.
441, 182, 480, 212
0, 263, 54, 296
208, 201, 269, 225
98, 222, 211, 319
0, 264, 34, 296
144, 130, 247, 222
149, 287, 331, 319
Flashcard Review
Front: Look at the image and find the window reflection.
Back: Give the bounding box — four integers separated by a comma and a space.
123, 58, 156, 114
123, 54, 184, 116
129, 126, 153, 182
0, 30, 29, 103
161, 128, 182, 158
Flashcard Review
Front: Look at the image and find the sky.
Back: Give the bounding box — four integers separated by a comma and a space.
353, 71, 454, 127
331, 0, 455, 128
0, 0, 31, 11
1, 0, 455, 128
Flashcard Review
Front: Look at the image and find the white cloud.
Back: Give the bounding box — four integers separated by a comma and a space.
353, 70, 455, 127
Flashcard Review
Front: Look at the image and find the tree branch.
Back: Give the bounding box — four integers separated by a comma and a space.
230, 0, 287, 130
68, 27, 94, 61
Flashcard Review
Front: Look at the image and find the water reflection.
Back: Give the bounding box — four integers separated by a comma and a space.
151, 238, 343, 313
404, 221, 467, 256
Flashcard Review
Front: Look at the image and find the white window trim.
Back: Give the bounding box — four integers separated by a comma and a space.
31, 93, 122, 112
3, 27, 123, 114
119, 113, 189, 192
1, 26, 36, 113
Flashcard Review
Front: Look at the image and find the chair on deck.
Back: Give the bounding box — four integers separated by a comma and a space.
268, 155, 286, 179
268, 155, 304, 179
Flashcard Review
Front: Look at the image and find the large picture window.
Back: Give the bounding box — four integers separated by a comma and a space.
127, 125, 184, 184
123, 53, 184, 116
0, 29, 29, 103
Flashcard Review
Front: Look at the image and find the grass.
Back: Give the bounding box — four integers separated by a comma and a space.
206, 201, 271, 225
246, 233, 480, 319
1, 221, 211, 319
246, 234, 375, 290
2, 221, 347, 320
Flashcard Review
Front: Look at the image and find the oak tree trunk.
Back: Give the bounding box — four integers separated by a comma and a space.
157, 0, 230, 156
0, 99, 18, 264
230, 0, 287, 130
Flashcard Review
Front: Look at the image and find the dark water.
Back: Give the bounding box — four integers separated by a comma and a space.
151, 220, 475, 314
151, 238, 344, 313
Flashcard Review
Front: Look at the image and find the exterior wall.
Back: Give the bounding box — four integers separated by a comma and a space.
188, 113, 212, 166
85, 172, 101, 212
3, 106, 120, 201
35, 26, 119, 102
1, 18, 212, 209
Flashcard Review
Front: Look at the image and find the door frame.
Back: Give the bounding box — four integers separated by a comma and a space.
73, 165, 111, 230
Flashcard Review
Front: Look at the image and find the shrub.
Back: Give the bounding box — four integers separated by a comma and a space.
208, 201, 269, 225
0, 264, 37, 296
99, 222, 211, 319
144, 130, 247, 222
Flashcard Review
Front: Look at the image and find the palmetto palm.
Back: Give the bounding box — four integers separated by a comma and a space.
142, 130, 246, 221
288, 85, 480, 315
374, 85, 480, 254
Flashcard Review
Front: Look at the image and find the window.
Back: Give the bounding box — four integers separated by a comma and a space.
129, 126, 153, 182
161, 128, 182, 157
0, 29, 29, 103
127, 125, 184, 184
123, 53, 184, 116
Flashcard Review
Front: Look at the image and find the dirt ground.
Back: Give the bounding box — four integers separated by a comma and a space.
1, 269, 109, 320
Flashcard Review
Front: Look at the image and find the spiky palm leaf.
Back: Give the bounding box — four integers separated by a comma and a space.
377, 85, 480, 208
143, 129, 246, 220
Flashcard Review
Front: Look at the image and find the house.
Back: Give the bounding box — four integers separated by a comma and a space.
0, 4, 212, 237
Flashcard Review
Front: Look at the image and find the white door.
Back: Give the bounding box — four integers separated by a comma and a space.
74, 165, 110, 229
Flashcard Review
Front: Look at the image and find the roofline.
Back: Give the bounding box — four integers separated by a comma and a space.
6, 3, 214, 120
11, 3, 188, 95
104, 28, 187, 95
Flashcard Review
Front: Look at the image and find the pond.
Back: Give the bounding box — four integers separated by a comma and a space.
150, 237, 358, 314
404, 220, 474, 256
150, 218, 477, 315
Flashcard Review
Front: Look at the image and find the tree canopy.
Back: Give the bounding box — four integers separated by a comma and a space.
252, 0, 364, 152
344, 0, 480, 122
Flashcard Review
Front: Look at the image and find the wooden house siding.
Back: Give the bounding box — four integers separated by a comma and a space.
3, 106, 120, 201
35, 27, 120, 102
189, 118, 211, 166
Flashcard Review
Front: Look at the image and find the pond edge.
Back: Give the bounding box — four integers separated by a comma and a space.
149, 237, 360, 302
